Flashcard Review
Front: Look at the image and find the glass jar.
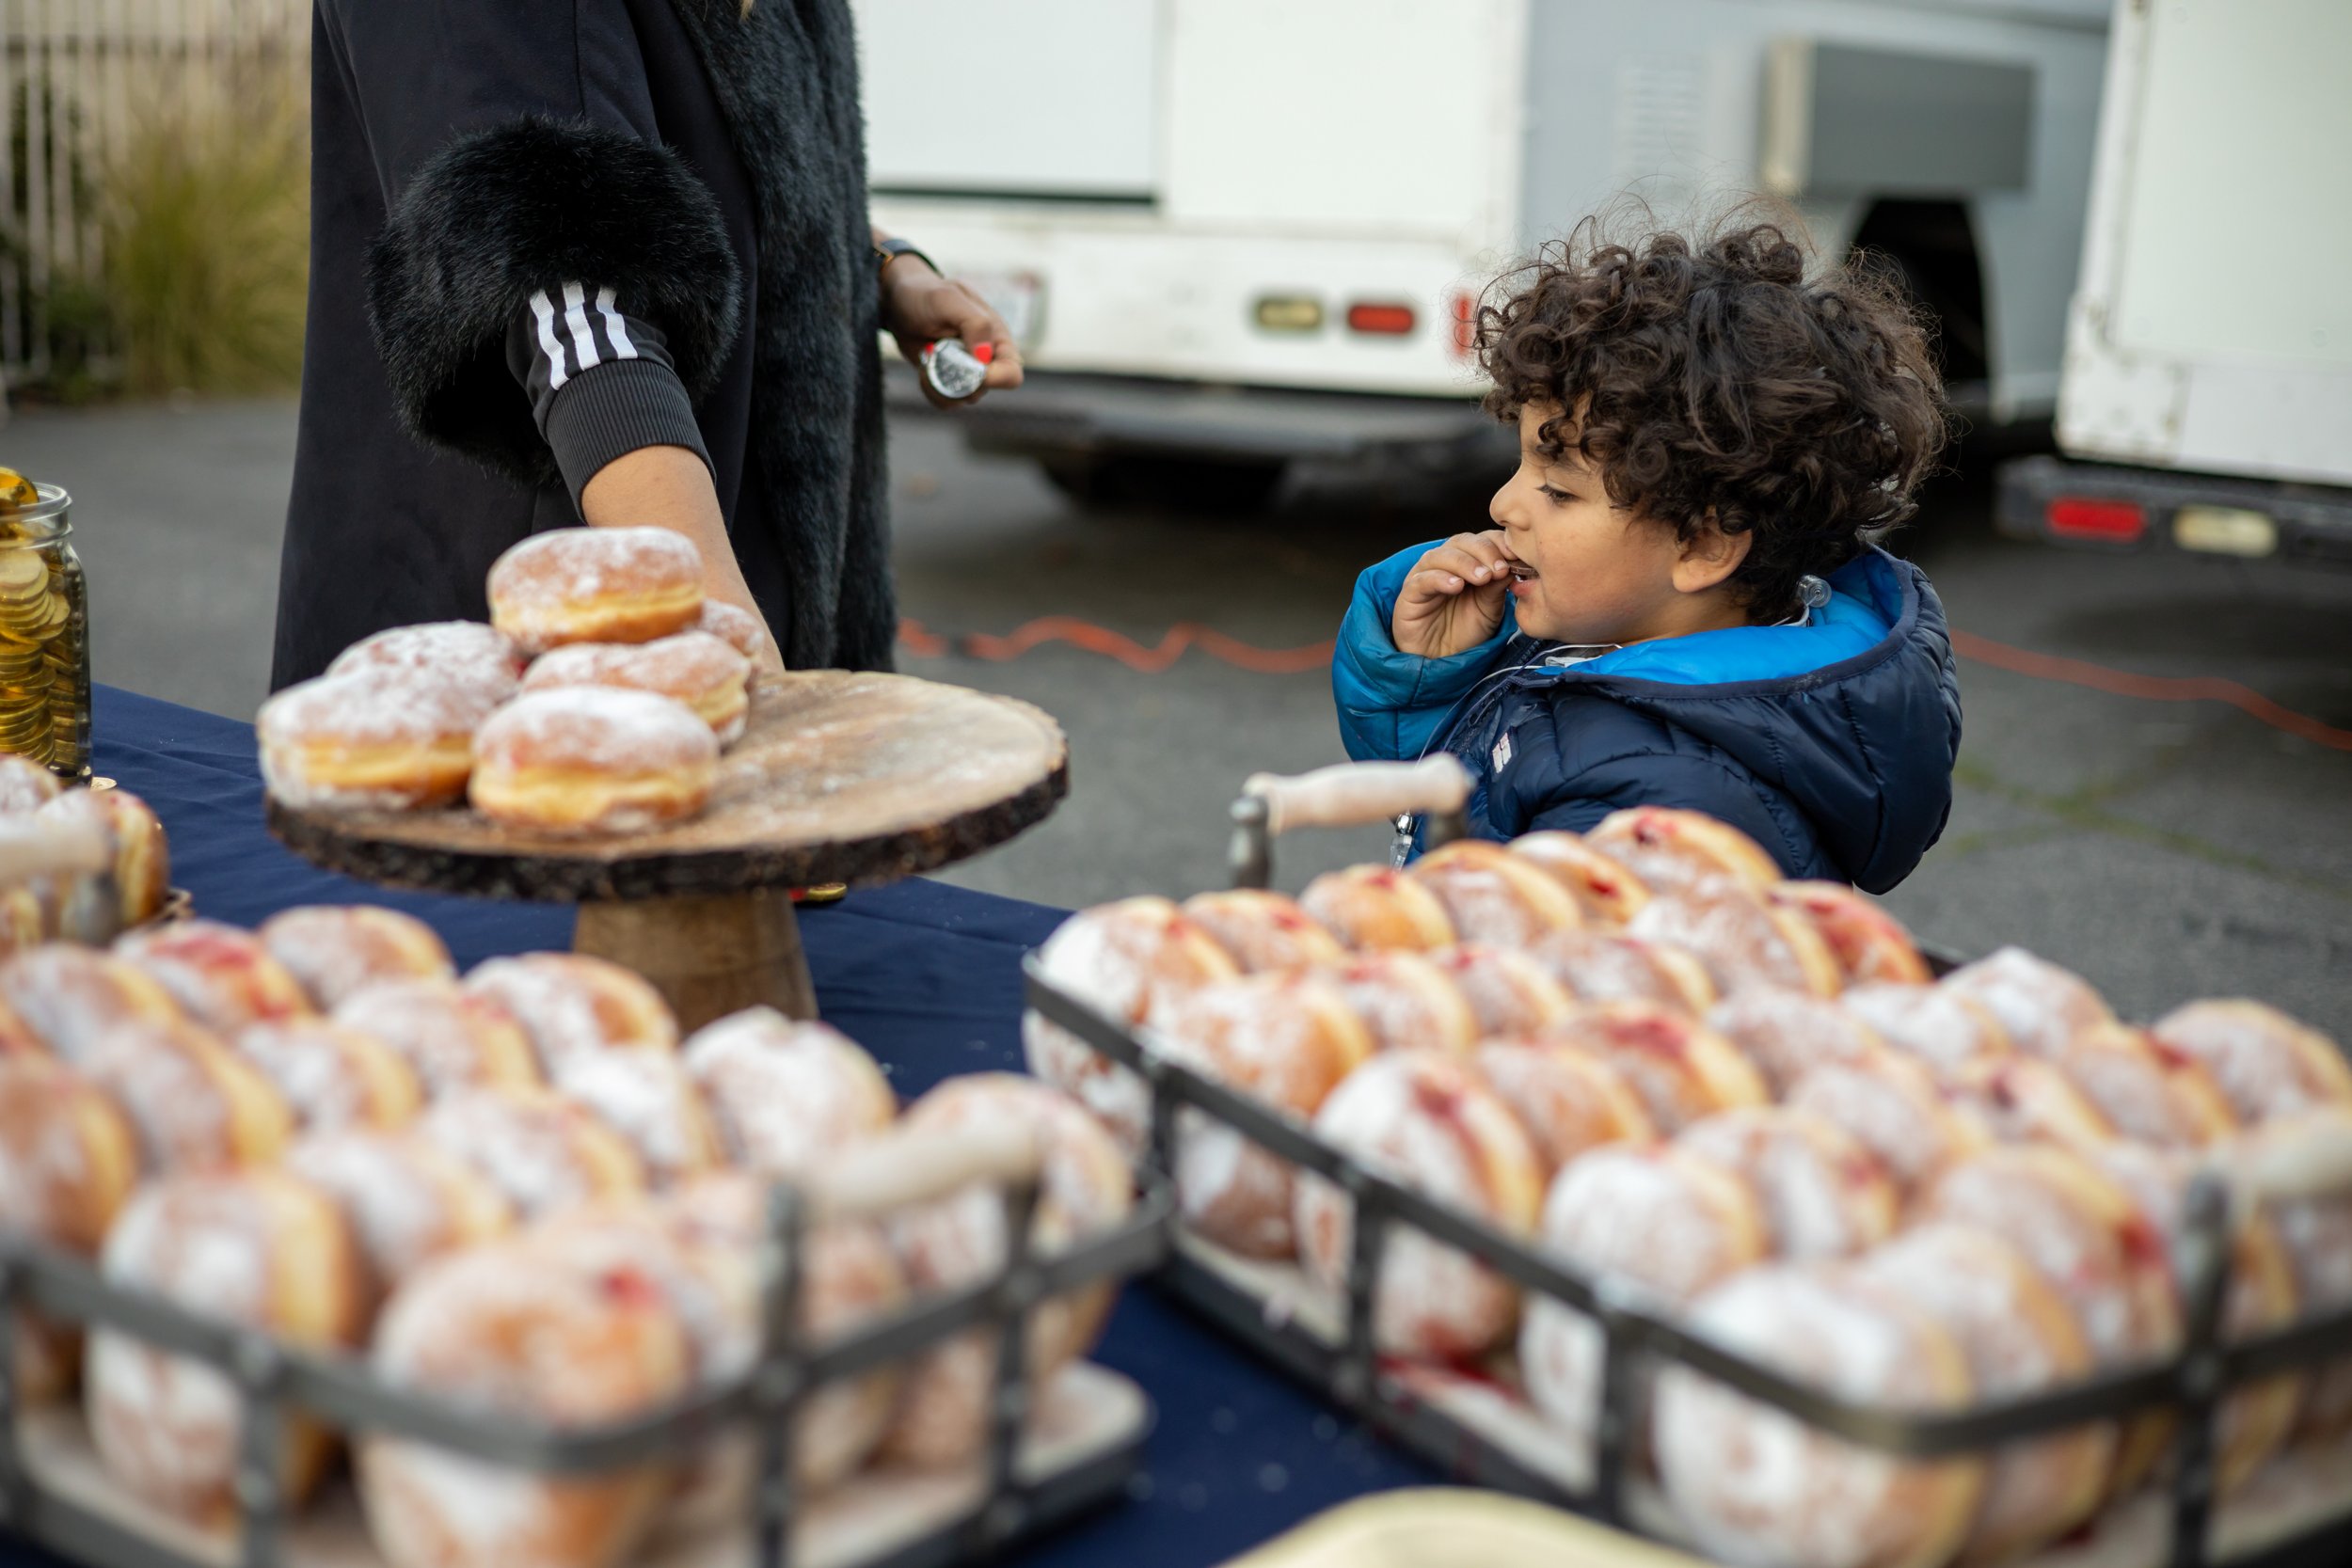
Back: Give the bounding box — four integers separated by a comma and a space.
0, 484, 89, 779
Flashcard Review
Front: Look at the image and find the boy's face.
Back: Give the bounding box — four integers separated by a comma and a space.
1488, 404, 1705, 646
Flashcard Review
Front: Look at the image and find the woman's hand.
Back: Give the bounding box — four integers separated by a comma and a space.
581, 444, 787, 681
878, 252, 1025, 409
1391, 531, 1518, 658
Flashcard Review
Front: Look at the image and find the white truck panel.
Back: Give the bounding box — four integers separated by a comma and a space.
860, 0, 1161, 198
2059, 0, 2352, 485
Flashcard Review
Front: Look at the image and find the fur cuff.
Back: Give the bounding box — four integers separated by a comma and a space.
366, 117, 742, 487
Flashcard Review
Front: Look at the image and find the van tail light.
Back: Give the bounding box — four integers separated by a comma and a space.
1253, 295, 1323, 333
1345, 302, 1417, 336
1449, 291, 1478, 357
2045, 498, 2147, 543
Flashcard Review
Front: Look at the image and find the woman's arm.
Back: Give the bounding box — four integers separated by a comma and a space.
580, 447, 785, 678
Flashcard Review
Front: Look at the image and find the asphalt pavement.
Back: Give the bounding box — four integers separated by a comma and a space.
8, 393, 2350, 1035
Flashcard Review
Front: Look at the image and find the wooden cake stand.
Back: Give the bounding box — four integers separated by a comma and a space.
266, 671, 1068, 1029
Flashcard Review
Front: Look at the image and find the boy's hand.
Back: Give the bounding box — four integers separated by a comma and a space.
1392, 531, 1518, 657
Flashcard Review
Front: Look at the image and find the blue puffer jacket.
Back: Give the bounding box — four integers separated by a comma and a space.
1331, 543, 1963, 891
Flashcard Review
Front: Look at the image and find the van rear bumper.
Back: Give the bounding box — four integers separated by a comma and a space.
909, 369, 1508, 468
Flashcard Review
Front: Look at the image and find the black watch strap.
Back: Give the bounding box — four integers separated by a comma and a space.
874, 237, 939, 279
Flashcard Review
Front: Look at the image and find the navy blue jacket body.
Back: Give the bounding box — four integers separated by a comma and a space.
1331, 543, 1963, 892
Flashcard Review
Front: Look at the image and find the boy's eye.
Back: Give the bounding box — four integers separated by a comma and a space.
1538, 483, 1575, 505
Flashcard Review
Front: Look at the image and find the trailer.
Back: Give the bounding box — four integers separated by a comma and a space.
1998, 0, 2352, 567
857, 0, 2109, 505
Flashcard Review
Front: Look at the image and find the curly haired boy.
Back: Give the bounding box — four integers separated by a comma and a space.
1333, 217, 1962, 888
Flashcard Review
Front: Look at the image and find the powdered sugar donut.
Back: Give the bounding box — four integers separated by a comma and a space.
1653, 1263, 1982, 1568
1324, 949, 1480, 1055
1543, 1001, 1768, 1134
1839, 981, 2013, 1078
358, 1236, 691, 1568
1470, 1041, 1653, 1176
1506, 831, 1651, 926
1145, 972, 1373, 1257
1427, 944, 1577, 1037
328, 619, 525, 698
0, 1056, 139, 1401
680, 1007, 894, 1177
332, 978, 544, 1098
1765, 882, 1932, 987
35, 786, 172, 928
115, 919, 314, 1033
464, 952, 679, 1074
1524, 929, 1718, 1015
1784, 1053, 1987, 1198
285, 1131, 513, 1299
486, 525, 705, 652
1405, 839, 1583, 947
417, 1087, 644, 1221
692, 598, 768, 663
1705, 987, 1885, 1096
1913, 1145, 2181, 1490
1586, 806, 1783, 896
1519, 1144, 1766, 1451
2086, 1142, 2299, 1494
1178, 889, 1347, 974
469, 688, 719, 834
89, 1170, 367, 1522
521, 630, 753, 746
654, 1174, 909, 1507
2235, 1110, 2352, 1438
2049, 1023, 2238, 1149
0, 943, 182, 1060
1678, 1107, 1899, 1259
257, 667, 487, 813
1292, 1051, 1543, 1359
1938, 946, 2115, 1059
82, 1020, 293, 1172
1851, 1225, 2113, 1561
884, 1074, 1136, 1466
1629, 881, 1842, 998
1022, 897, 1240, 1153
258, 905, 455, 1010
0, 753, 60, 813
231, 1019, 424, 1132
556, 1050, 726, 1189
1941, 1055, 2118, 1150
1296, 863, 1456, 951
2151, 1000, 2352, 1125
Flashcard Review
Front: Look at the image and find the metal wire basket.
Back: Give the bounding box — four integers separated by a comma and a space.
0, 1123, 1174, 1568
1025, 757, 2352, 1568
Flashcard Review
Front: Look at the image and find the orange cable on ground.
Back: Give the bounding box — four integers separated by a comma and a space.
898, 617, 2352, 752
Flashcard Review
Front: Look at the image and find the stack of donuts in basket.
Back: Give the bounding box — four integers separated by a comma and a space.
0, 902, 1136, 1568
257, 528, 769, 833
1025, 805, 2352, 1568
0, 753, 172, 954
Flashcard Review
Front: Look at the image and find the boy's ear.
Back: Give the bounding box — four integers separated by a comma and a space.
1673, 510, 1751, 594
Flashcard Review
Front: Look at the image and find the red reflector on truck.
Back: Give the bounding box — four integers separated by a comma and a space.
2046, 498, 2147, 542
1450, 292, 1477, 356
1346, 302, 1417, 336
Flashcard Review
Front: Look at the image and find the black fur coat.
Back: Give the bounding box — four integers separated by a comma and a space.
273, 0, 892, 687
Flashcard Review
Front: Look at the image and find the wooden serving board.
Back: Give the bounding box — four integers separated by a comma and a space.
265, 672, 1069, 1026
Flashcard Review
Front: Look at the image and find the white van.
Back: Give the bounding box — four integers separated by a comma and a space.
859, 0, 2109, 505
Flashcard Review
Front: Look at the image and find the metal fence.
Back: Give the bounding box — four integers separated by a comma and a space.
0, 0, 307, 384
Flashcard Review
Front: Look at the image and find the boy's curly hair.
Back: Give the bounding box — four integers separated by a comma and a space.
1476, 211, 1947, 622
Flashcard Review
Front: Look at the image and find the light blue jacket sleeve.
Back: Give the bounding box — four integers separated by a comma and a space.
1330, 541, 1518, 762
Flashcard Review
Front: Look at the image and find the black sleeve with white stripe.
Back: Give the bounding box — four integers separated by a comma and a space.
505, 281, 711, 510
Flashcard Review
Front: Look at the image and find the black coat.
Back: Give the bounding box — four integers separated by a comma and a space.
273, 0, 894, 689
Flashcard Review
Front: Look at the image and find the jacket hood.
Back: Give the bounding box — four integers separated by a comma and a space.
1514, 549, 1963, 889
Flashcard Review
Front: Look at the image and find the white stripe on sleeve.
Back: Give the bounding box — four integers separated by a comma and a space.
562, 281, 601, 373
529, 289, 569, 389
594, 287, 639, 361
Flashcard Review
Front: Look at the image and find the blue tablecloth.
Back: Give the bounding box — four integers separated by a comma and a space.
3, 686, 1433, 1568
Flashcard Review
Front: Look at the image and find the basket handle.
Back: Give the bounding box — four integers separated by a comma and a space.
803, 1120, 1043, 1224
1229, 756, 1472, 889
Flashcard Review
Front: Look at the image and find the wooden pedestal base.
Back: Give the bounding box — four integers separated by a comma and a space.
575, 888, 818, 1030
